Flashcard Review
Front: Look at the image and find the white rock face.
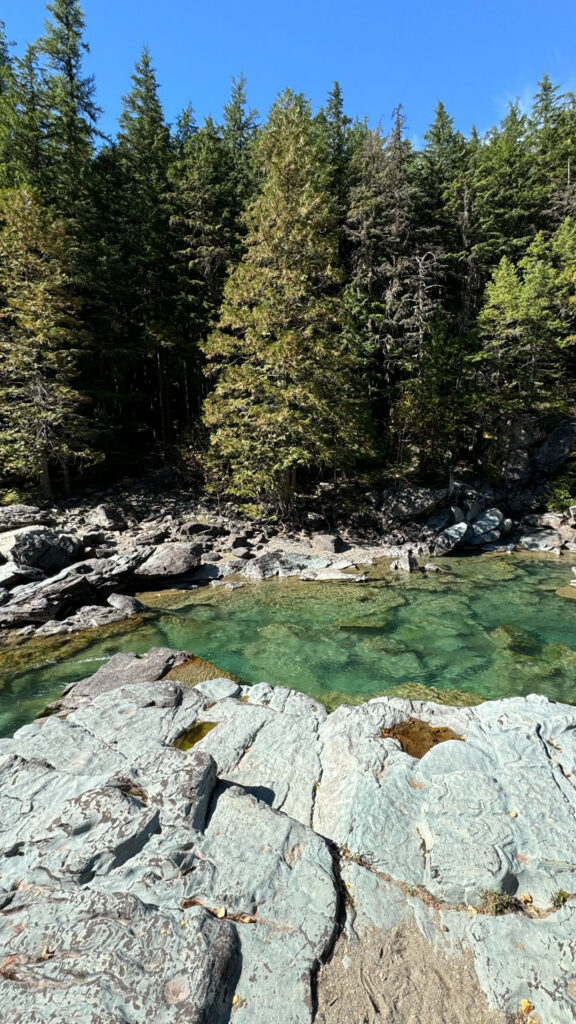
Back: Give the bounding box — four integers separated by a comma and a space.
0, 651, 575, 1022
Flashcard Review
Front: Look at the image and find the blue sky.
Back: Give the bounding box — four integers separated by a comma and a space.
5, 0, 576, 143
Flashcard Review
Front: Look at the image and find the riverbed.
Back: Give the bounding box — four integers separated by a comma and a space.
1, 553, 576, 736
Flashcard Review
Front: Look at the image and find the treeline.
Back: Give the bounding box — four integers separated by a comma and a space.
1, 0, 576, 508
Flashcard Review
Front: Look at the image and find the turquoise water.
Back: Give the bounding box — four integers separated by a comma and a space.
1, 554, 576, 736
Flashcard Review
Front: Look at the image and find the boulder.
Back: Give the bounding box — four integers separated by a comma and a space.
0, 526, 83, 573
379, 483, 448, 525
433, 520, 468, 554
516, 530, 562, 552
0, 560, 43, 589
107, 592, 146, 614
135, 542, 202, 578
391, 548, 419, 572
194, 678, 242, 701
470, 507, 504, 536
0, 504, 54, 532
34, 604, 129, 637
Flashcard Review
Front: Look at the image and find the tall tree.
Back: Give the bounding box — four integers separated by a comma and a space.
203, 90, 373, 507
0, 188, 92, 498
37, 0, 100, 220
116, 46, 174, 441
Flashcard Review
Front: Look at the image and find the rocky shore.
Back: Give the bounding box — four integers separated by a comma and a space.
0, 647, 575, 1022
1, 470, 576, 645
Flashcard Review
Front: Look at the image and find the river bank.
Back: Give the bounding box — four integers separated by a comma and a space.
1, 473, 576, 649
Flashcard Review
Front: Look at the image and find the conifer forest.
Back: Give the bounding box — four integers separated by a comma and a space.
2, 0, 576, 510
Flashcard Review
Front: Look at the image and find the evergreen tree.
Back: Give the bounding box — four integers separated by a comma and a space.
0, 46, 48, 191
0, 187, 92, 497
476, 218, 576, 432
37, 0, 100, 219
222, 74, 258, 213
203, 90, 373, 506
116, 46, 175, 440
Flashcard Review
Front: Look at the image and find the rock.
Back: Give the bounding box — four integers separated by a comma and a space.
0, 560, 44, 589
300, 568, 366, 582
0, 526, 83, 572
391, 548, 419, 572
313, 532, 349, 554
516, 530, 562, 552
82, 502, 129, 532
2, 654, 576, 1021
47, 647, 193, 714
379, 483, 448, 525
241, 550, 285, 580
230, 546, 252, 559
0, 504, 54, 532
107, 592, 146, 614
0, 889, 239, 1024
433, 520, 468, 554
471, 507, 505, 536
34, 604, 129, 636
0, 549, 152, 628
136, 542, 202, 578
194, 678, 242, 701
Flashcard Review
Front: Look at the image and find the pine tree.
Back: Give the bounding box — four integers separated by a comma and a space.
222, 74, 258, 214
203, 90, 373, 507
0, 46, 49, 191
0, 188, 92, 498
116, 46, 175, 440
37, 0, 100, 220
476, 219, 576, 432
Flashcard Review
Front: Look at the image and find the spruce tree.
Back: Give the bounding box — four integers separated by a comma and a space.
117, 46, 175, 440
37, 0, 100, 220
203, 90, 373, 507
0, 188, 92, 497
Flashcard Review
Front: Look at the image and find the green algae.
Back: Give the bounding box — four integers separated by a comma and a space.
3, 554, 576, 737
381, 718, 464, 758
173, 721, 218, 750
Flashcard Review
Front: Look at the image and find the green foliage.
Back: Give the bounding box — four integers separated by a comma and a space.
0, 187, 94, 497
203, 90, 374, 507
2, 7, 576, 499
552, 889, 570, 908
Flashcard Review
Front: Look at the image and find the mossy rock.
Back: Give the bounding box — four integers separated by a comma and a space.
489, 624, 540, 656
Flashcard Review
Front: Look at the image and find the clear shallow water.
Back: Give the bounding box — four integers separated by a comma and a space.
1, 554, 576, 737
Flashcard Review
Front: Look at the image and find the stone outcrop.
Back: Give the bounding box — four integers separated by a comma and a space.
0, 649, 575, 1022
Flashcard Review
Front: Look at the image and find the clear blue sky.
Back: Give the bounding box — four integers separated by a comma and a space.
5, 0, 576, 143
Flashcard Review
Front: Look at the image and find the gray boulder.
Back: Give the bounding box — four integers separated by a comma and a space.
470, 507, 504, 536
0, 504, 54, 532
391, 548, 419, 572
433, 520, 468, 554
0, 560, 43, 589
107, 592, 146, 614
136, 542, 202, 578
5, 526, 83, 573
34, 604, 130, 636
516, 530, 562, 552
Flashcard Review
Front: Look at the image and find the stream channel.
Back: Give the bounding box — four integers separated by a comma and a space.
1, 553, 576, 737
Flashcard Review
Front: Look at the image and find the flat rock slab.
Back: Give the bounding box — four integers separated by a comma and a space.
1, 650, 576, 1021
